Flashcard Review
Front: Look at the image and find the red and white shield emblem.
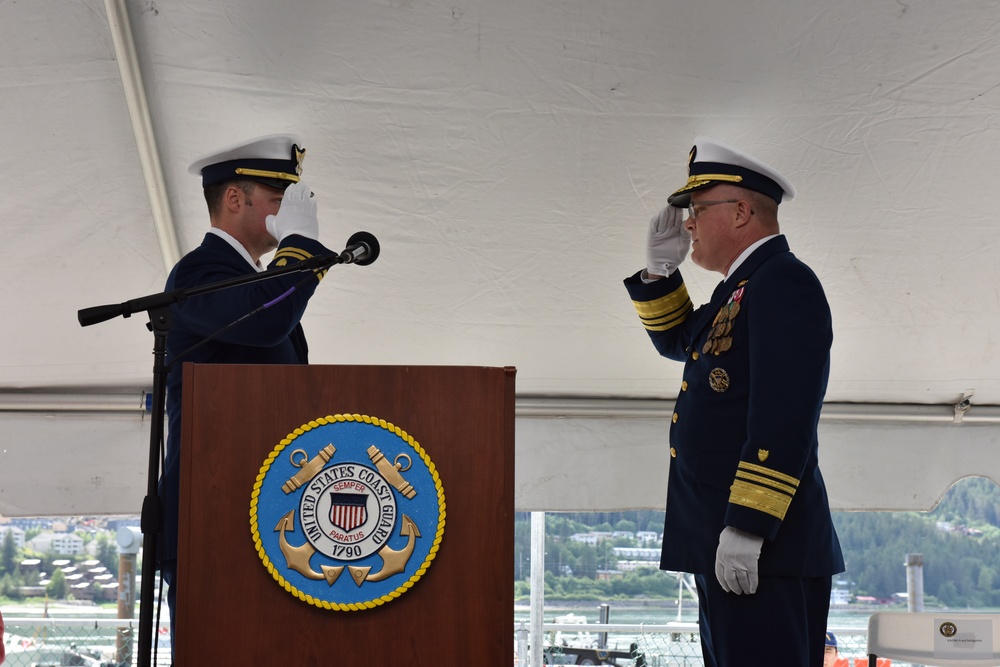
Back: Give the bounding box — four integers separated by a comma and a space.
329, 492, 368, 533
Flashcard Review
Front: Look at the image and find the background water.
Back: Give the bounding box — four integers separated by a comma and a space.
517, 604, 878, 625
513, 604, 961, 663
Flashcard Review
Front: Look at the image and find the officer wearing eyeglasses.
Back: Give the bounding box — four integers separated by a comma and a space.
624, 137, 844, 667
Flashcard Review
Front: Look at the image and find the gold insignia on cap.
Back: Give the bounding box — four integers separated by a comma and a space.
680, 173, 744, 192
757, 449, 769, 462
709, 368, 730, 393
688, 145, 697, 167
293, 144, 306, 175
234, 168, 301, 183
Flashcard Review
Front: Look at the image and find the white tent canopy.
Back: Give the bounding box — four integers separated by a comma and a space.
2, 0, 999, 517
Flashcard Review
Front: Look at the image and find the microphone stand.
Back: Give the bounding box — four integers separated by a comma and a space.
78, 249, 349, 667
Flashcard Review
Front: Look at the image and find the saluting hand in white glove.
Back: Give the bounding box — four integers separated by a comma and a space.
266, 180, 319, 242
645, 204, 691, 278
715, 526, 764, 595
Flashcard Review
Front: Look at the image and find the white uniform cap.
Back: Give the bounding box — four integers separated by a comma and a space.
188, 134, 305, 189
667, 136, 795, 207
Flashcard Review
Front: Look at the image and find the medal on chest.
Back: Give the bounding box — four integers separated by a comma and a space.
702, 282, 746, 356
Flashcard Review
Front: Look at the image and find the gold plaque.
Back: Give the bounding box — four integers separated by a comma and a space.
708, 368, 730, 393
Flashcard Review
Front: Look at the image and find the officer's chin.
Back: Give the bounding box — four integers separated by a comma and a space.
690, 250, 722, 275
689, 250, 706, 271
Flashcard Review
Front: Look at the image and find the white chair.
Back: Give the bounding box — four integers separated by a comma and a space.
867, 611, 1000, 666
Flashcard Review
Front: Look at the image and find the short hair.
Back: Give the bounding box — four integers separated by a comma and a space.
203, 179, 258, 218
708, 183, 780, 228
741, 188, 779, 230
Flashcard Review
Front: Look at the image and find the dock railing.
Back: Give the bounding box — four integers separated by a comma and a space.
5, 615, 905, 666
514, 622, 911, 666
2, 616, 172, 667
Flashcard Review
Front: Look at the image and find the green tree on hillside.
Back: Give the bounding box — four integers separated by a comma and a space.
514, 479, 1000, 606
94, 533, 119, 576
614, 519, 637, 533
931, 476, 1000, 528
1, 530, 16, 576
1, 571, 25, 599
47, 568, 68, 599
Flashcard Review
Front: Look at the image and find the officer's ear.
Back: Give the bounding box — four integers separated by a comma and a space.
733, 199, 754, 227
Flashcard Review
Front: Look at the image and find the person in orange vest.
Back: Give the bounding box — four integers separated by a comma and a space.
824, 631, 848, 667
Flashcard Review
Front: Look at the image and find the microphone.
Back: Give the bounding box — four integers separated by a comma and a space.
339, 231, 380, 266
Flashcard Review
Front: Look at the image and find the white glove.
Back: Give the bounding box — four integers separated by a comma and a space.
266, 180, 318, 241
645, 204, 691, 277
715, 526, 764, 595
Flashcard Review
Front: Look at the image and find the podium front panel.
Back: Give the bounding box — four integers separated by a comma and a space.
176, 364, 514, 666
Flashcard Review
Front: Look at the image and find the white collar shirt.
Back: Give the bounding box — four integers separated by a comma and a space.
208, 227, 264, 272
725, 234, 779, 281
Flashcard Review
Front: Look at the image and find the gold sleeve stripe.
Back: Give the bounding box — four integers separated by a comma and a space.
735, 470, 798, 497
274, 247, 314, 262
633, 285, 693, 332
737, 461, 800, 488
273, 247, 327, 282
632, 284, 691, 319
642, 301, 693, 331
729, 479, 793, 520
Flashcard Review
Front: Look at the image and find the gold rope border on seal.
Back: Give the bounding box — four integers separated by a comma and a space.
248, 413, 447, 611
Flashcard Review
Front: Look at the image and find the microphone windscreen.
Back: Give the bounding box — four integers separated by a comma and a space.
346, 231, 380, 266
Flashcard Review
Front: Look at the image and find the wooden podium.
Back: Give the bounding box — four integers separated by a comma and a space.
175, 364, 515, 665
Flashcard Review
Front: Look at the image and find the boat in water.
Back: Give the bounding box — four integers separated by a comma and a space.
543, 612, 638, 666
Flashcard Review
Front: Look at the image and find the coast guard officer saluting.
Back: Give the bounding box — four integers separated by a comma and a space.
624, 137, 844, 667
160, 135, 336, 655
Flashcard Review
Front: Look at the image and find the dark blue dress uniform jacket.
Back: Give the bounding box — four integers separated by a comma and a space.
159, 232, 333, 565
624, 235, 844, 577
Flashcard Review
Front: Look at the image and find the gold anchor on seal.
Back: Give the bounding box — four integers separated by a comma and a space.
274, 511, 421, 587
273, 443, 422, 587
348, 515, 422, 585
274, 511, 344, 584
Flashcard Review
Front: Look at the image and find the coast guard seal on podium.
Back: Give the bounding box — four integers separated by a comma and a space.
250, 413, 446, 610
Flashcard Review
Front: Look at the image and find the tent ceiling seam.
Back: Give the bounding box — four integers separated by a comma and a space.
104, 0, 180, 270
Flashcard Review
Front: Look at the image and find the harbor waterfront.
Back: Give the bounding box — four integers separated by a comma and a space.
4, 601, 998, 666
514, 604, 999, 665
1, 602, 173, 667
515, 602, 878, 630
